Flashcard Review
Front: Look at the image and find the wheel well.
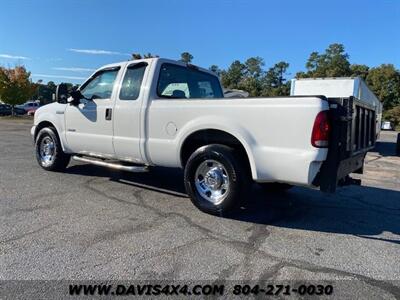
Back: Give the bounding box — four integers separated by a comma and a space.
35, 121, 67, 151
34, 121, 55, 140
34, 121, 65, 146
180, 129, 251, 172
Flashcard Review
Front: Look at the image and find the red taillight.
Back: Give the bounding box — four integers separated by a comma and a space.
311, 111, 330, 148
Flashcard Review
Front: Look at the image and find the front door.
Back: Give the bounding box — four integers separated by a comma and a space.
65, 67, 120, 157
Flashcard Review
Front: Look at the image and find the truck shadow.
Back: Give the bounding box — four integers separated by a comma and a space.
66, 164, 187, 197
65, 164, 400, 245
373, 140, 398, 157
230, 185, 400, 245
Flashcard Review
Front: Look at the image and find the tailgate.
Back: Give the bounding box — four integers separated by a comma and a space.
313, 96, 377, 192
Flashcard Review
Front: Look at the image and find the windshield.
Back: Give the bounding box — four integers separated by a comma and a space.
157, 63, 223, 99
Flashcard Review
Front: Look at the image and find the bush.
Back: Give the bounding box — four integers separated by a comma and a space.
383, 106, 400, 131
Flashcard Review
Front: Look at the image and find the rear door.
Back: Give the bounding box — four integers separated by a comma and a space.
113, 62, 149, 163
65, 67, 120, 157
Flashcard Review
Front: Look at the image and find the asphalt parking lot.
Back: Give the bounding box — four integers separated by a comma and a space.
1, 118, 399, 297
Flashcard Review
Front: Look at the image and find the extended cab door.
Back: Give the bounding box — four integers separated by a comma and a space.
65, 67, 120, 157
113, 62, 149, 163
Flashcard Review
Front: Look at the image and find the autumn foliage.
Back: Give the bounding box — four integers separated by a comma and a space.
0, 66, 35, 109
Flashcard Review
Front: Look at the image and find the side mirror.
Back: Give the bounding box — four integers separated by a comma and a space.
68, 90, 84, 105
55, 84, 69, 103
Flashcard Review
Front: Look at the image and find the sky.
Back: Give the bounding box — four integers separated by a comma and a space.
0, 0, 399, 84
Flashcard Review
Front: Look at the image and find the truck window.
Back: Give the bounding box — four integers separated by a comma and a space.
80, 68, 119, 100
157, 63, 223, 99
119, 63, 147, 100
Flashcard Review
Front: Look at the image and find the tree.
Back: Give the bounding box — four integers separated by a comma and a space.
261, 61, 290, 96
209, 65, 221, 76
237, 57, 265, 96
131, 53, 159, 60
35, 81, 58, 104
296, 43, 400, 109
383, 105, 400, 130
143, 53, 158, 58
366, 64, 400, 110
265, 61, 289, 87
244, 56, 264, 78
131, 53, 142, 60
220, 58, 290, 97
350, 64, 369, 80
220, 60, 246, 89
304, 52, 320, 76
297, 43, 351, 78
238, 77, 262, 97
323, 43, 351, 77
180, 52, 193, 63
0, 66, 35, 114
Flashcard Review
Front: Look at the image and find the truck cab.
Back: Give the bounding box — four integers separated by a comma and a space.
46, 58, 223, 164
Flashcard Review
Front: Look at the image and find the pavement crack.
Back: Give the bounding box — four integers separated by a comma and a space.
256, 262, 285, 282
83, 178, 141, 207
208, 234, 400, 297
135, 237, 209, 265
0, 223, 58, 244
211, 263, 241, 291
14, 204, 54, 213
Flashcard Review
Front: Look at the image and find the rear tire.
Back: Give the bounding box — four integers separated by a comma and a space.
35, 127, 70, 171
184, 144, 250, 216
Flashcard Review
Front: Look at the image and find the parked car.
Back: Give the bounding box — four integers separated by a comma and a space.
223, 89, 249, 98
32, 58, 380, 215
381, 121, 393, 130
0, 104, 25, 115
16, 101, 40, 113
0, 104, 12, 116
27, 107, 39, 116
14, 107, 27, 115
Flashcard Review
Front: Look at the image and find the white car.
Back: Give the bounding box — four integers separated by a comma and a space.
381, 121, 393, 130
31, 58, 378, 215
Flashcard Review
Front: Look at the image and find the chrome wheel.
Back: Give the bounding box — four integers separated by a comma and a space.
39, 136, 55, 167
194, 159, 230, 205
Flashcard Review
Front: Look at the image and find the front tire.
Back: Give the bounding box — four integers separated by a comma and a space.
35, 127, 70, 171
184, 144, 249, 215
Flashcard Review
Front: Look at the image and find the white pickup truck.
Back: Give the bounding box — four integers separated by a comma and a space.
32, 58, 379, 215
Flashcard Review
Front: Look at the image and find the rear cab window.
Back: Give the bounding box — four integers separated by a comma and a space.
119, 63, 147, 100
157, 63, 223, 99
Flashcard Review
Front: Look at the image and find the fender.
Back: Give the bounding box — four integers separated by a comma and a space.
176, 115, 258, 179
